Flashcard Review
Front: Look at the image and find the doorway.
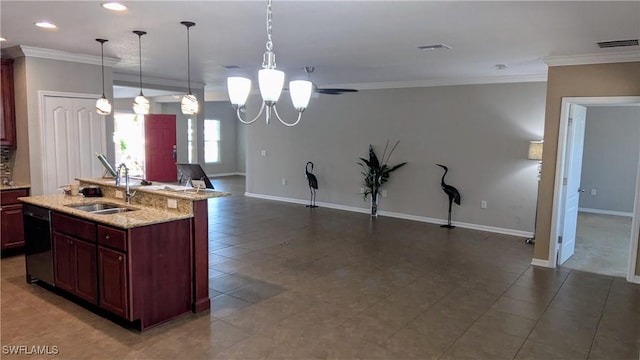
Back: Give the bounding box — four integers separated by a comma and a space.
550, 97, 640, 283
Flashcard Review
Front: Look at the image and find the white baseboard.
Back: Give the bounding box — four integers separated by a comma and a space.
244, 192, 534, 238
578, 207, 633, 217
531, 258, 554, 268
208, 172, 246, 178
628, 274, 640, 284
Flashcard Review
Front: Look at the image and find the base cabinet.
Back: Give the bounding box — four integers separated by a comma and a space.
1, 188, 29, 250
52, 232, 98, 304
98, 246, 128, 318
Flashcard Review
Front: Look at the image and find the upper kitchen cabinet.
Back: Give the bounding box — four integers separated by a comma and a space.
1, 58, 16, 148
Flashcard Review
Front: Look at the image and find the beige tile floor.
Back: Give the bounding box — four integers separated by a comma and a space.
1, 176, 639, 359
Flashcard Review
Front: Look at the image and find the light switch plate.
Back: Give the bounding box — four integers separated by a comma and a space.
115, 190, 123, 199
167, 199, 178, 209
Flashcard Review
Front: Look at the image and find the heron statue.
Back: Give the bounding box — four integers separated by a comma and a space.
305, 162, 319, 208
437, 164, 461, 228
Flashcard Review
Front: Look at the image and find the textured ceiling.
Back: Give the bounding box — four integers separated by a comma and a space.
1, 1, 639, 96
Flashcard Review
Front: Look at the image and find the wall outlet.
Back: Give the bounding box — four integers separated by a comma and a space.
591, 189, 597, 196
115, 190, 123, 199
281, 178, 287, 186
167, 199, 178, 209
261, 149, 267, 157
382, 190, 388, 197
481, 200, 487, 209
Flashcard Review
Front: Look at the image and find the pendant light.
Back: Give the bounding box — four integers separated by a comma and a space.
180, 21, 199, 115
227, 0, 313, 127
132, 30, 150, 115
95, 38, 112, 115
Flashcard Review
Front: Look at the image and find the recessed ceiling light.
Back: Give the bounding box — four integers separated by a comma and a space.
495, 64, 508, 70
102, 2, 127, 11
35, 21, 57, 29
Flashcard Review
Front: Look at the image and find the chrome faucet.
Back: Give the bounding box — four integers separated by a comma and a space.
115, 163, 136, 204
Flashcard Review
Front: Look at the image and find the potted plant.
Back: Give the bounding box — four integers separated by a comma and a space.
358, 140, 407, 216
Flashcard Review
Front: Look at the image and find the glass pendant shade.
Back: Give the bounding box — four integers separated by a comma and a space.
181, 93, 199, 115
96, 97, 112, 115
133, 94, 150, 115
258, 69, 284, 104
227, 77, 251, 107
289, 80, 313, 110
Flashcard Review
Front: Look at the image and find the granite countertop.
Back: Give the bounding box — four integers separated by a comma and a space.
19, 194, 192, 229
1, 183, 31, 191
77, 178, 231, 200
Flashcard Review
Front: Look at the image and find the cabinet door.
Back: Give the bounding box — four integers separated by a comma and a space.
98, 246, 128, 318
53, 232, 75, 293
1, 204, 24, 249
1, 59, 16, 147
74, 239, 98, 304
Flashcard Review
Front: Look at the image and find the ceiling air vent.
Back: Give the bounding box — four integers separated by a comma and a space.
418, 44, 452, 51
596, 39, 639, 48
223, 65, 241, 69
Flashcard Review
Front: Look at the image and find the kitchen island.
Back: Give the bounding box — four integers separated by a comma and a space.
19, 178, 230, 330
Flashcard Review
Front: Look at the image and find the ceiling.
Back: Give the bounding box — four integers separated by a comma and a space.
1, 1, 639, 99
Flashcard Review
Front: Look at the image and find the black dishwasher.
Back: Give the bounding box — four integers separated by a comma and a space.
23, 204, 54, 286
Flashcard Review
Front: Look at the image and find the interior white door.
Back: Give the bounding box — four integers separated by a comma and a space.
558, 104, 587, 264
42, 96, 106, 195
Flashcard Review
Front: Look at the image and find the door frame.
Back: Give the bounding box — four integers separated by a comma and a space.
549, 96, 640, 283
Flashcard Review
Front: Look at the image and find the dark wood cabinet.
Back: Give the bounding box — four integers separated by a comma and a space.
98, 246, 128, 318
52, 231, 98, 304
1, 188, 29, 250
1, 58, 16, 148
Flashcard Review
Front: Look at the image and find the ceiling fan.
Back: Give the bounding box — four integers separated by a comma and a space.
303, 67, 359, 95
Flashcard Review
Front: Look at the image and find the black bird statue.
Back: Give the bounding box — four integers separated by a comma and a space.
437, 164, 461, 228
305, 161, 319, 208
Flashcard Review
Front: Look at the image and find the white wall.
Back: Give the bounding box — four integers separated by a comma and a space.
245, 82, 547, 234
579, 106, 640, 214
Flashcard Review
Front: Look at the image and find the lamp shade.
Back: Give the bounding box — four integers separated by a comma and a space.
227, 77, 251, 107
528, 141, 543, 161
96, 97, 112, 115
133, 94, 150, 115
181, 93, 199, 115
289, 80, 313, 110
258, 68, 284, 104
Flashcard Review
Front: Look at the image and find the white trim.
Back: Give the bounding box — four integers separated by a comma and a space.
113, 72, 205, 90
244, 192, 533, 238
578, 207, 633, 217
208, 172, 246, 178
531, 258, 554, 268
3, 45, 119, 66
630, 275, 640, 284
550, 96, 640, 282
544, 51, 640, 67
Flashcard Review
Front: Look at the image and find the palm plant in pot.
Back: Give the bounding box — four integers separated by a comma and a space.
358, 140, 407, 216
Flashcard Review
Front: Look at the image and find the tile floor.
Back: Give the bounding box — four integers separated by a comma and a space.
1, 176, 639, 359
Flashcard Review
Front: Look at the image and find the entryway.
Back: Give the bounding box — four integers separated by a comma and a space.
550, 97, 640, 283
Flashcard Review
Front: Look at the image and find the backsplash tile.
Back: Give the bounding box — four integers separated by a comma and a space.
0, 147, 13, 184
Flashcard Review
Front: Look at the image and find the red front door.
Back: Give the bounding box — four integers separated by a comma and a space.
144, 114, 177, 182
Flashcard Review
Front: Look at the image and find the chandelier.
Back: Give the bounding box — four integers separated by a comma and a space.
227, 0, 313, 127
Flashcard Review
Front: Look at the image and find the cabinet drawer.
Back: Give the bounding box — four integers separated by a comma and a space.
1, 188, 29, 205
98, 225, 127, 252
52, 212, 96, 242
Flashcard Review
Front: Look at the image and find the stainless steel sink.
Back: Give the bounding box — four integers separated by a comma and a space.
65, 203, 135, 214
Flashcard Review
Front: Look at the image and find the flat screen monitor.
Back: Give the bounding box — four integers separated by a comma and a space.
176, 163, 214, 189
96, 153, 117, 177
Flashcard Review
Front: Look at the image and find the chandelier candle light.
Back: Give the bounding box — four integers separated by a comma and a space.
181, 21, 199, 115
95, 38, 112, 115
132, 30, 150, 115
227, 0, 313, 127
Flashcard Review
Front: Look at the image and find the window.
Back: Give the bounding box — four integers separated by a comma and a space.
113, 112, 145, 177
187, 118, 195, 163
204, 119, 221, 163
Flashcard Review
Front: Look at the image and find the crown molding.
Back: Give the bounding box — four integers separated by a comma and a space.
544, 51, 640, 66
113, 72, 205, 90
324, 73, 548, 91
2, 45, 119, 66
